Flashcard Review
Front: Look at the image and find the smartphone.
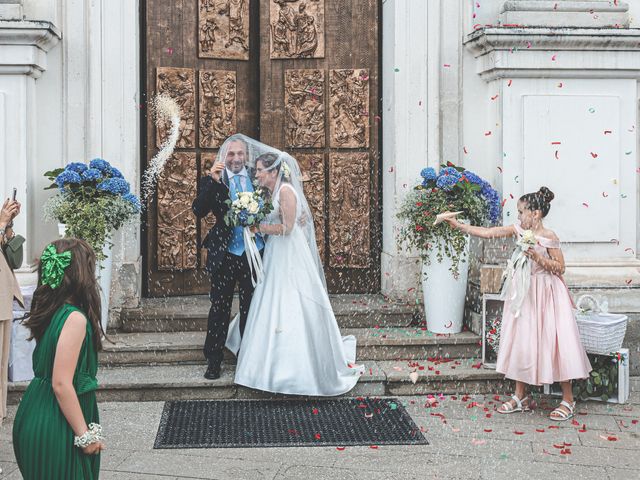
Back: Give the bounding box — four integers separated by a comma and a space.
12, 188, 17, 202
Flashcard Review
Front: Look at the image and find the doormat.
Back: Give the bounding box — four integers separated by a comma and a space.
154, 398, 428, 448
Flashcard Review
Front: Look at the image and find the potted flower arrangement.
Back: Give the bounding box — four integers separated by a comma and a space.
397, 162, 501, 333
43, 159, 140, 331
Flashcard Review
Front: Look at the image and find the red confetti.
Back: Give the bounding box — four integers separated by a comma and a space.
336, 446, 346, 451
604, 130, 612, 135
471, 362, 482, 369
557, 82, 563, 88
463, 146, 468, 154
314, 433, 321, 440
582, 202, 589, 208
443, 64, 451, 68
535, 429, 545, 433
551, 54, 557, 61
626, 279, 633, 285
551, 141, 562, 145
507, 79, 513, 87
444, 320, 453, 328
602, 192, 608, 197
548, 425, 560, 429
491, 94, 499, 100
369, 445, 379, 449
590, 152, 598, 158
165, 47, 174, 55
484, 131, 492, 136
625, 248, 635, 255
388, 166, 394, 173
484, 428, 493, 433
312, 408, 319, 415
513, 431, 525, 435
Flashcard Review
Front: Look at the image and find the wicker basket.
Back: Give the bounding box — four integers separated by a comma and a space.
574, 295, 628, 355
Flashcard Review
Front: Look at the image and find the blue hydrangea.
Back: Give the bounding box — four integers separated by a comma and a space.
462, 170, 484, 186
55, 170, 82, 188
238, 210, 249, 224
97, 178, 130, 195
436, 174, 459, 191
89, 158, 112, 173
81, 168, 103, 182
123, 193, 141, 211
109, 166, 124, 179
65, 162, 88, 174
440, 166, 462, 179
420, 167, 437, 182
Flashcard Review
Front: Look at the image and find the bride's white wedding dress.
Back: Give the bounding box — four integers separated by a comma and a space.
226, 183, 364, 396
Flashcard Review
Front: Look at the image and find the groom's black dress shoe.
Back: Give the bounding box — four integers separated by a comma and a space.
204, 361, 221, 380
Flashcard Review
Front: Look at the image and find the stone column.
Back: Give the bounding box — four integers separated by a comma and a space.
0, 19, 60, 274
465, 0, 640, 316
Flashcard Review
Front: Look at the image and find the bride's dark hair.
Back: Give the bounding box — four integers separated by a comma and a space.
256, 152, 280, 171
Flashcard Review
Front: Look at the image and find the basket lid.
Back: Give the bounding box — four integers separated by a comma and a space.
575, 313, 628, 325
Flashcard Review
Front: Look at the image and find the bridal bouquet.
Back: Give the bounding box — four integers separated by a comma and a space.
224, 188, 273, 285
500, 229, 537, 317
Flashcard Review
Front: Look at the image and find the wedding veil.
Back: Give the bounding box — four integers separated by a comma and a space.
216, 134, 327, 291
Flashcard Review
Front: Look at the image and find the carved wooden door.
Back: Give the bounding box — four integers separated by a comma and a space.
144, 0, 380, 296
259, 0, 381, 293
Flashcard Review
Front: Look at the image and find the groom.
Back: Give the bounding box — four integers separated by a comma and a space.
192, 134, 264, 380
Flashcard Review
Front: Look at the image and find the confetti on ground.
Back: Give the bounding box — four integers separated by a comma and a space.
336, 446, 346, 451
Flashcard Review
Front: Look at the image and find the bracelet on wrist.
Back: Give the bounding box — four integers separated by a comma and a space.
74, 423, 104, 448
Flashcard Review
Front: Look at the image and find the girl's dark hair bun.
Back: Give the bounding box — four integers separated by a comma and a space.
538, 186, 554, 204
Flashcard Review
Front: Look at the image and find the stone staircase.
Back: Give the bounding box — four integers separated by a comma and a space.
8, 295, 508, 404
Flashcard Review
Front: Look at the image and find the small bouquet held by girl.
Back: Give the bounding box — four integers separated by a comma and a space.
224, 187, 273, 285
500, 228, 538, 317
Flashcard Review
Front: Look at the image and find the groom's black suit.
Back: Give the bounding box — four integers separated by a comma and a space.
192, 170, 261, 371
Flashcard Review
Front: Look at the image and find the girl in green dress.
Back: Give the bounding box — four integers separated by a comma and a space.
13, 238, 106, 479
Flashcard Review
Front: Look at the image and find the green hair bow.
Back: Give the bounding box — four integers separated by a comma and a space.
41, 244, 72, 289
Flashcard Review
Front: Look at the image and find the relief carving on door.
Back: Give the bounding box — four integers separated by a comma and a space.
156, 68, 196, 149
270, 0, 325, 59
329, 69, 370, 148
199, 70, 237, 148
157, 153, 198, 270
284, 69, 325, 148
298, 153, 325, 260
329, 152, 370, 268
199, 0, 250, 60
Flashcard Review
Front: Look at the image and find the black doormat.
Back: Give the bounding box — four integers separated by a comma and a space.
154, 398, 428, 448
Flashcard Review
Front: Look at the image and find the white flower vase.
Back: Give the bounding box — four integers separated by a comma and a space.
97, 242, 113, 334
421, 237, 470, 334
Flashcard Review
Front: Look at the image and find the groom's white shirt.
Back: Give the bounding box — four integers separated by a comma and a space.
226, 167, 249, 191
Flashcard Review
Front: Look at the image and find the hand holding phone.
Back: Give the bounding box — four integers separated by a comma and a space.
12, 188, 17, 202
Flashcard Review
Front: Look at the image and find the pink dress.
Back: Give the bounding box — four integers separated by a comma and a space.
496, 224, 592, 386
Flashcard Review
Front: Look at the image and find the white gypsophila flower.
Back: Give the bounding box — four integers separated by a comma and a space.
239, 193, 251, 206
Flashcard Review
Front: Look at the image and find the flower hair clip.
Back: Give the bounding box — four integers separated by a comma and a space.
40, 244, 72, 289
282, 163, 291, 180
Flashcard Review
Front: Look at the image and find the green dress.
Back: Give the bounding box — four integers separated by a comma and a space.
13, 304, 100, 479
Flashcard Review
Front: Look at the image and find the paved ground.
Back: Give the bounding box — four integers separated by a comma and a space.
1, 388, 640, 480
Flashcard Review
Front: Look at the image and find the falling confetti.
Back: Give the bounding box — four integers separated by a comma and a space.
491, 94, 499, 100
165, 47, 174, 55
590, 152, 598, 158
551, 54, 557, 61
507, 79, 513, 87
589, 107, 596, 113
554, 150, 560, 160
582, 202, 589, 208
485, 131, 492, 136
557, 82, 563, 88
604, 130, 612, 135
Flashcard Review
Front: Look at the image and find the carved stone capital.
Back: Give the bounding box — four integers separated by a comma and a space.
0, 20, 61, 78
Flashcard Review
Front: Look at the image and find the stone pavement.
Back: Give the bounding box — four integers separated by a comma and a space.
1, 387, 639, 480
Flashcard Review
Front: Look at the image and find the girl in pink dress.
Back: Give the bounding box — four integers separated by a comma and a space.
445, 187, 592, 421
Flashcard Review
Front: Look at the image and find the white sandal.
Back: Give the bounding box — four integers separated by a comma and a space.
497, 394, 531, 414
550, 400, 575, 422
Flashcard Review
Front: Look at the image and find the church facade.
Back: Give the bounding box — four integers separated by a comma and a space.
2, 0, 640, 336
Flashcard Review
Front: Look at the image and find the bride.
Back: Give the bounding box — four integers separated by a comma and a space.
226, 138, 363, 396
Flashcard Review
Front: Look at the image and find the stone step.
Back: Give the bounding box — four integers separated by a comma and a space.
99, 329, 482, 366
118, 294, 419, 333
7, 360, 505, 404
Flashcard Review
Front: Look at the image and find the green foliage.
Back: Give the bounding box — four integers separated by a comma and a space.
43, 168, 65, 190
396, 165, 491, 278
572, 353, 619, 402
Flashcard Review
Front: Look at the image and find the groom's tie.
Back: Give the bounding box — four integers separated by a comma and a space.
233, 175, 244, 192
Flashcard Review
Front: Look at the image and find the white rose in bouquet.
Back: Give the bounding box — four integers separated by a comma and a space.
518, 230, 537, 250
248, 201, 259, 214
239, 192, 251, 206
